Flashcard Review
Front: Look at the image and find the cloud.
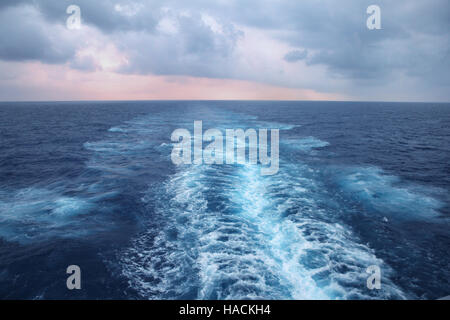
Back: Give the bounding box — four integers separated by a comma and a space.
0, 5, 77, 64
0, 0, 448, 101
0, 0, 27, 9
284, 50, 308, 63
115, 10, 243, 78
34, 0, 159, 33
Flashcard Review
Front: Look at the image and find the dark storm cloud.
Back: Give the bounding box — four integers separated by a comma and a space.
34, 0, 159, 33
267, 0, 450, 83
0, 5, 76, 63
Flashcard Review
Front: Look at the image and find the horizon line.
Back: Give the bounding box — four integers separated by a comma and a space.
0, 99, 449, 104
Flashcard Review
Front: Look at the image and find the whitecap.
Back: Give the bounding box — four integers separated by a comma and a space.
335, 166, 442, 219
283, 136, 330, 151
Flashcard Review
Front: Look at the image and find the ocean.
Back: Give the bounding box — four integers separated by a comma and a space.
0, 101, 448, 299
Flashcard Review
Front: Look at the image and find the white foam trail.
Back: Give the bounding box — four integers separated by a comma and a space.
120, 159, 406, 299
112, 112, 407, 300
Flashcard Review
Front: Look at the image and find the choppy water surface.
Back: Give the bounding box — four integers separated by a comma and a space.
0, 101, 448, 299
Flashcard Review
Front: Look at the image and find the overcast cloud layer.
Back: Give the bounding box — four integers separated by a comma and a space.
0, 0, 449, 101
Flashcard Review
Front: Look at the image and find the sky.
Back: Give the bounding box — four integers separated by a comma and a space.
0, 0, 449, 102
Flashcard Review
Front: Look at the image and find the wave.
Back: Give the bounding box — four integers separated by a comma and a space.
108, 127, 128, 133
0, 187, 93, 243
334, 166, 443, 219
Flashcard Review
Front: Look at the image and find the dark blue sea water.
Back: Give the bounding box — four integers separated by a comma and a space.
0, 101, 449, 300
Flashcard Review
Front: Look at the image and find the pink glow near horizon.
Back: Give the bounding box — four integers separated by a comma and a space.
0, 61, 345, 101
